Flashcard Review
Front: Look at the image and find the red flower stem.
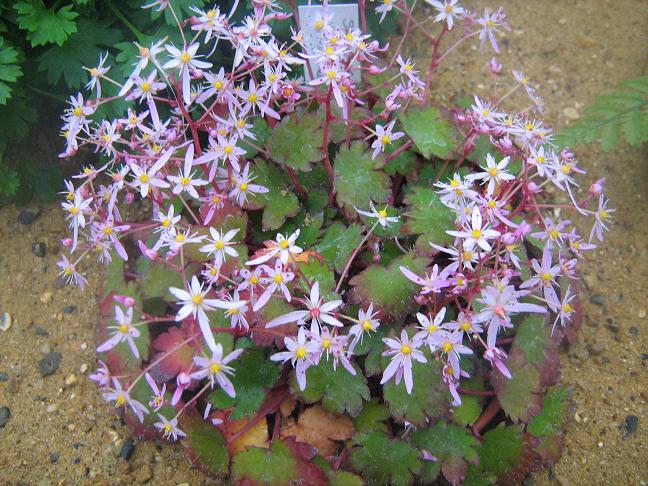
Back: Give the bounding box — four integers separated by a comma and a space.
286, 167, 307, 197
335, 220, 379, 294
321, 88, 336, 206
384, 139, 413, 164
471, 398, 500, 436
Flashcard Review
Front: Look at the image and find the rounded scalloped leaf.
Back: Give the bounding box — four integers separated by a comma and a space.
402, 186, 455, 249
527, 386, 572, 464
510, 314, 560, 387
268, 110, 323, 172
491, 348, 542, 423
348, 253, 427, 322
399, 106, 457, 159
477, 424, 540, 485
352, 397, 389, 434
248, 159, 301, 230
411, 421, 480, 485
208, 348, 281, 420
333, 141, 390, 217
349, 431, 422, 486
315, 222, 364, 274
289, 361, 369, 416
382, 356, 448, 427
180, 412, 230, 479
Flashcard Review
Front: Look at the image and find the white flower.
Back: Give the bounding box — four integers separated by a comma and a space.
199, 227, 240, 268
370, 121, 404, 159
154, 414, 186, 441
355, 202, 399, 227
265, 281, 344, 329
380, 330, 427, 394
447, 206, 501, 252
130, 149, 173, 198
427, 0, 465, 30
190, 341, 243, 397
270, 327, 318, 390
467, 154, 515, 194
167, 145, 208, 199
246, 229, 302, 266
169, 276, 245, 349
163, 43, 213, 105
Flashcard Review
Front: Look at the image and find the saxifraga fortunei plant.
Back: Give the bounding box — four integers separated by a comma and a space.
57, 1, 613, 484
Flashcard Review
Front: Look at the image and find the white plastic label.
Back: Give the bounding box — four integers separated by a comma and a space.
298, 3, 360, 82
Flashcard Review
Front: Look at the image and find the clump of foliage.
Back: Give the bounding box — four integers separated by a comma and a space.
57, 1, 610, 484
557, 75, 648, 150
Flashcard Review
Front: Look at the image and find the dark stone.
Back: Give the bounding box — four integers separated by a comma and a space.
0, 372, 8, 382
34, 326, 49, 337
0, 406, 10, 428
622, 415, 639, 438
31, 242, 46, 258
38, 352, 62, 377
119, 438, 135, 460
50, 452, 60, 463
629, 326, 639, 337
73, 442, 82, 450
63, 306, 76, 314
607, 322, 620, 334
590, 294, 605, 306
641, 353, 648, 360
73, 457, 81, 464
18, 209, 41, 225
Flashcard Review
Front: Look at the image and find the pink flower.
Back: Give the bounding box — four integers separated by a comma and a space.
265, 281, 343, 328
97, 305, 140, 358
190, 341, 243, 397
253, 259, 295, 311
270, 327, 318, 391
154, 414, 186, 441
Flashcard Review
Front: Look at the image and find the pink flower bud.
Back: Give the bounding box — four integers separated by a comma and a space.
61, 237, 73, 248
501, 232, 516, 245
124, 191, 135, 204
114, 295, 136, 307
527, 181, 539, 193
138, 240, 158, 261
368, 65, 386, 74
490, 56, 503, 74
588, 177, 606, 196
477, 123, 490, 134
560, 147, 574, 162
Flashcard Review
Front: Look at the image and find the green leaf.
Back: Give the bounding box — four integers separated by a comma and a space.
451, 377, 485, 426
329, 470, 364, 486
411, 421, 479, 484
382, 356, 448, 427
299, 258, 337, 299
399, 106, 456, 159
527, 386, 571, 438
37, 18, 123, 88
0, 88, 37, 142
349, 253, 427, 322
491, 349, 542, 423
383, 139, 417, 176
290, 361, 369, 416
181, 412, 229, 478
0, 39, 22, 105
510, 314, 551, 366
403, 186, 455, 249
248, 159, 301, 230
231, 440, 298, 485
243, 117, 272, 158
478, 425, 525, 478
333, 141, 390, 216
352, 398, 389, 434
208, 348, 281, 419
136, 258, 184, 301
15, 1, 78, 47
349, 431, 422, 486
268, 110, 323, 171
316, 222, 364, 274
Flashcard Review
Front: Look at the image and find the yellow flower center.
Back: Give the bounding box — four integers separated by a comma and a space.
400, 344, 411, 355
381, 135, 391, 145
296, 346, 307, 359
64, 266, 73, 275
181, 52, 191, 64
561, 164, 572, 174
314, 20, 324, 30
378, 209, 388, 218
274, 274, 283, 284
549, 229, 559, 239
486, 19, 494, 28
192, 294, 203, 305
250, 276, 259, 285
327, 70, 336, 80
240, 183, 248, 191
139, 173, 150, 183
73, 107, 83, 117
405, 64, 413, 72
600, 210, 609, 219
461, 321, 471, 332
427, 325, 438, 333
210, 362, 221, 374
450, 178, 460, 188
362, 320, 373, 331
181, 177, 190, 186
542, 272, 553, 282
537, 155, 545, 164
214, 80, 223, 90
322, 339, 331, 349
471, 229, 482, 239
212, 196, 220, 204
488, 200, 496, 209
141, 82, 151, 92
442, 342, 453, 353
216, 240, 226, 250
564, 303, 573, 313
445, 4, 454, 13
207, 9, 216, 19
164, 423, 173, 434
103, 226, 113, 235
248, 93, 257, 103
280, 240, 289, 249
69, 207, 79, 215
488, 167, 499, 177
162, 219, 170, 228
325, 47, 334, 55
115, 394, 127, 407
224, 145, 233, 154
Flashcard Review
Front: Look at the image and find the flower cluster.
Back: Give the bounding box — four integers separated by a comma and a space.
57, 3, 609, 479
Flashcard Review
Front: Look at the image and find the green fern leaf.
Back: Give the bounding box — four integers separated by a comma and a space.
14, 1, 79, 47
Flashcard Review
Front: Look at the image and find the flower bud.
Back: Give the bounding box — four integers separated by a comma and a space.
490, 56, 503, 74
588, 177, 606, 196
114, 295, 136, 307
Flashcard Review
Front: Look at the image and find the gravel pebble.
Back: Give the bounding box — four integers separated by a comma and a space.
18, 209, 41, 225
63, 306, 76, 314
589, 294, 605, 306
0, 406, 11, 428
34, 326, 49, 337
49, 452, 59, 464
622, 415, 639, 438
38, 352, 62, 377
629, 326, 638, 337
31, 242, 46, 258
120, 439, 135, 460
0, 372, 8, 382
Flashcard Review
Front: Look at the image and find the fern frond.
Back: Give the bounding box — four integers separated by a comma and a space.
556, 75, 648, 150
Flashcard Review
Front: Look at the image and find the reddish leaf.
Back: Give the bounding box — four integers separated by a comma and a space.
151, 325, 197, 381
